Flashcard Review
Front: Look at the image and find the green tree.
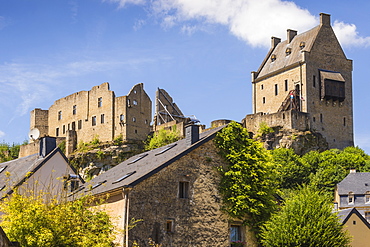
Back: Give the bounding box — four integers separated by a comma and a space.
0, 142, 24, 163
261, 186, 351, 247
271, 148, 310, 189
214, 121, 278, 232
145, 126, 182, 151
0, 192, 116, 247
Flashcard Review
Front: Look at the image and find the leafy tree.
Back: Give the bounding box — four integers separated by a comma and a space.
214, 121, 278, 232
0, 191, 117, 247
145, 126, 182, 151
271, 148, 310, 189
0, 142, 24, 162
261, 186, 351, 247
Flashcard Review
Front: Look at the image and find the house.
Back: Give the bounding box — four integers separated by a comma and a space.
244, 13, 353, 149
20, 82, 152, 157
337, 208, 370, 247
334, 170, 370, 213
73, 123, 256, 247
0, 137, 83, 200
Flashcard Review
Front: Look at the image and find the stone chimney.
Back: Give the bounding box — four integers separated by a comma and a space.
185, 125, 199, 146
287, 29, 297, 43
320, 13, 331, 27
271, 37, 281, 48
39, 137, 56, 158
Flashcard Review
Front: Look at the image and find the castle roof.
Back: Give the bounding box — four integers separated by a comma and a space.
71, 125, 226, 198
255, 25, 320, 81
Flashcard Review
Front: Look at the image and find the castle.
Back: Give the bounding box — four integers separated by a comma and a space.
243, 13, 353, 149
27, 83, 151, 151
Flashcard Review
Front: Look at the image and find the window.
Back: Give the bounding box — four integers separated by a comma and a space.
320, 114, 323, 123
101, 114, 105, 124
120, 114, 124, 122
366, 192, 370, 203
145, 119, 148, 125
353, 220, 356, 225
179, 181, 189, 199
275, 84, 278, 96
263, 97, 266, 104
313, 75, 316, 88
133, 100, 138, 105
68, 123, 70, 130
343, 117, 346, 126
271, 54, 276, 62
313, 117, 316, 122
72, 122, 76, 131
261, 84, 264, 90
166, 219, 175, 233
285, 80, 288, 91
230, 225, 243, 247
58, 111, 62, 120
365, 212, 370, 222
132, 117, 136, 122
56, 128, 59, 136
112, 171, 136, 184
98, 97, 102, 107
285, 47, 292, 56
73, 105, 76, 115
299, 41, 306, 49
92, 116, 97, 126
63, 125, 66, 134
348, 192, 354, 204
64, 180, 80, 193
78, 120, 82, 129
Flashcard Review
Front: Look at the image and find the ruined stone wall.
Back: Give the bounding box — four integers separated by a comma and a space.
243, 110, 309, 134
30, 83, 152, 149
116, 83, 152, 142
30, 108, 49, 140
126, 140, 256, 247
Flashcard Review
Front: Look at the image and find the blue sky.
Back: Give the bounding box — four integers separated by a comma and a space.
1, 0, 370, 153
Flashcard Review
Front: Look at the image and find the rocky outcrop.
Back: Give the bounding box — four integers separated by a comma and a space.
255, 128, 329, 155
68, 142, 144, 181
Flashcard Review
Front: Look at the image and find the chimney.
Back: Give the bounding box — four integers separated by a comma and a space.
350, 168, 356, 174
39, 137, 57, 158
185, 125, 199, 146
320, 13, 331, 27
271, 37, 281, 48
287, 29, 297, 43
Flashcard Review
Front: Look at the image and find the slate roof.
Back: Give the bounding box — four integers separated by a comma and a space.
337, 207, 370, 228
337, 172, 370, 195
73, 125, 226, 197
0, 148, 70, 199
255, 25, 320, 81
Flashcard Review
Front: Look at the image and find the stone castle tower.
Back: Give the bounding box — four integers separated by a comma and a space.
243, 13, 353, 149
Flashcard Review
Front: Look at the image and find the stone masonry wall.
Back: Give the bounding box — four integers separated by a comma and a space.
127, 140, 256, 247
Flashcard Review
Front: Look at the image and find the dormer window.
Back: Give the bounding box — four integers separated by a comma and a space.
271, 54, 276, 62
285, 48, 292, 56
348, 192, 354, 204
366, 192, 370, 203
299, 41, 306, 49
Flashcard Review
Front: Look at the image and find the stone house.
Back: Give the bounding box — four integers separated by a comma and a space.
0, 137, 83, 200
244, 13, 353, 149
22, 82, 151, 157
73, 124, 256, 247
337, 208, 370, 247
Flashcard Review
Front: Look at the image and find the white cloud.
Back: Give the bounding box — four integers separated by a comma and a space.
107, 0, 370, 48
0, 130, 5, 138
103, 0, 146, 8
333, 20, 370, 47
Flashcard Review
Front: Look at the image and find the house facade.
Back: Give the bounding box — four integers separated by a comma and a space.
0, 137, 83, 200
74, 124, 256, 247
338, 208, 370, 247
244, 13, 353, 149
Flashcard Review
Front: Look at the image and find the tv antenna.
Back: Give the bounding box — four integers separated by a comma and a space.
28, 128, 40, 141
